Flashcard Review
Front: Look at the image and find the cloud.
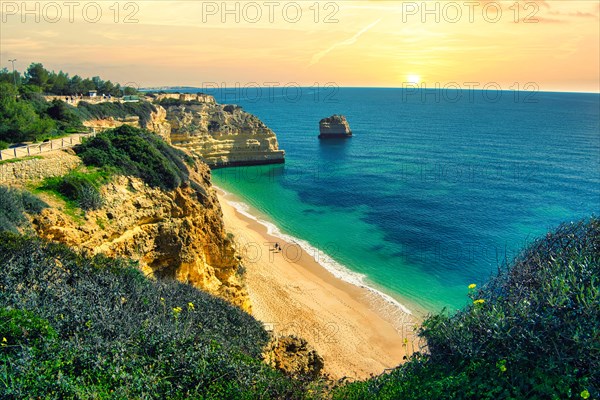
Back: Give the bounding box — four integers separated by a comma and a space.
308, 18, 382, 66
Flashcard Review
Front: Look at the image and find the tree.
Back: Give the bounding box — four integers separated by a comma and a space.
0, 83, 55, 143
0, 67, 21, 86
51, 71, 70, 95
25, 63, 50, 89
68, 75, 83, 95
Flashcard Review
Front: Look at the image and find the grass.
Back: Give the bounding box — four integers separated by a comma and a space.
0, 156, 43, 165
36, 168, 111, 215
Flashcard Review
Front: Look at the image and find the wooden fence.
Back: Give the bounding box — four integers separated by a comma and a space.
0, 131, 96, 161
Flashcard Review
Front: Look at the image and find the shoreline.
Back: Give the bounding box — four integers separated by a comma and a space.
215, 186, 423, 380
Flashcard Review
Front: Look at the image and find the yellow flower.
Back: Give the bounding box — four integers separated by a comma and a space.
581, 390, 590, 399
1, 337, 6, 347
188, 302, 195, 310
473, 299, 485, 305
173, 307, 182, 313
160, 297, 165, 303
468, 283, 477, 289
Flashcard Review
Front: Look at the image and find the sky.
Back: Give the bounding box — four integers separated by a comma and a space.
0, 0, 599, 92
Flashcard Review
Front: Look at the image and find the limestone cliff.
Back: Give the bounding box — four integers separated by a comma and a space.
161, 94, 285, 168
31, 161, 250, 312
83, 104, 172, 143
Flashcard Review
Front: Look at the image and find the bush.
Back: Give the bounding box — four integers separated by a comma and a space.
0, 233, 316, 399
46, 99, 84, 131
334, 218, 599, 400
0, 186, 47, 232
75, 125, 195, 192
0, 141, 8, 150
40, 170, 106, 211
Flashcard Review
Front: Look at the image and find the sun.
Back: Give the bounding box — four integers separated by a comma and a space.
406, 74, 421, 84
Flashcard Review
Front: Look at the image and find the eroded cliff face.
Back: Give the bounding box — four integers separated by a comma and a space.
83, 104, 172, 143
164, 96, 285, 167
32, 162, 250, 312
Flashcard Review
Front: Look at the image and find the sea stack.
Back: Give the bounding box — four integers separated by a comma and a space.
319, 115, 352, 138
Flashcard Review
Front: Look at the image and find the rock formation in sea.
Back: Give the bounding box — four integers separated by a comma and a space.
159, 94, 285, 168
319, 115, 352, 138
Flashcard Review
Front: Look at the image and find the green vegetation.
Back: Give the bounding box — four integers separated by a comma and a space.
0, 186, 48, 233
0, 233, 312, 399
0, 62, 131, 96
0, 62, 142, 146
75, 101, 156, 127
0, 83, 56, 143
75, 125, 195, 192
0, 156, 43, 165
334, 218, 599, 400
39, 169, 110, 211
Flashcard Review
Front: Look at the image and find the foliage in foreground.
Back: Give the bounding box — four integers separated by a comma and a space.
334, 218, 599, 400
0, 233, 315, 399
75, 125, 194, 192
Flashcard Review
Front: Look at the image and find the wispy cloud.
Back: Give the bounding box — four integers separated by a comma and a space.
308, 18, 382, 66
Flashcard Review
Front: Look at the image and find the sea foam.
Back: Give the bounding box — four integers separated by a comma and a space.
217, 187, 413, 316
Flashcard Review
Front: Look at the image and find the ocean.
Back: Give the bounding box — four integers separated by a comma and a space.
195, 87, 599, 314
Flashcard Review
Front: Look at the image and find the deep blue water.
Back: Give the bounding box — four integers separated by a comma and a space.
196, 87, 599, 313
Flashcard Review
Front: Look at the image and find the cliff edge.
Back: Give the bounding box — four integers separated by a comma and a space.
159, 94, 285, 168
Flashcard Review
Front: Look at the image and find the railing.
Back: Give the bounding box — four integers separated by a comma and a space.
0, 131, 96, 161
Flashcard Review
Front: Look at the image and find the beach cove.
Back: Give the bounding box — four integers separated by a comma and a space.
216, 188, 423, 380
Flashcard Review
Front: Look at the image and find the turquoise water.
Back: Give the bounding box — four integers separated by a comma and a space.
206, 88, 600, 313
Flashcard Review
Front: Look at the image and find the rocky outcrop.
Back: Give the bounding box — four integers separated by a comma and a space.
153, 93, 216, 104
146, 105, 172, 143
319, 115, 352, 138
83, 105, 172, 143
32, 162, 251, 312
163, 96, 285, 168
263, 336, 324, 380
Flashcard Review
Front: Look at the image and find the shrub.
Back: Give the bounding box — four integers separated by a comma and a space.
40, 170, 106, 211
334, 218, 599, 400
0, 233, 316, 399
0, 186, 47, 232
0, 141, 8, 150
75, 125, 195, 192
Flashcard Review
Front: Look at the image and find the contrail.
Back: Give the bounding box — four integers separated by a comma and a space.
309, 18, 383, 66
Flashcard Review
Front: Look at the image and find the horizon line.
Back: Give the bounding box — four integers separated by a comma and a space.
140, 86, 600, 95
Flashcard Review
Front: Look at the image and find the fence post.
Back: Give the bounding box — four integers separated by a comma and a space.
27, 146, 30, 156
14, 148, 17, 158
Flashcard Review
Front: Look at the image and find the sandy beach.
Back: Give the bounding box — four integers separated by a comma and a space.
216, 188, 423, 380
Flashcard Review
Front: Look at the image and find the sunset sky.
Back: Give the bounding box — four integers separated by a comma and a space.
1, 0, 599, 92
